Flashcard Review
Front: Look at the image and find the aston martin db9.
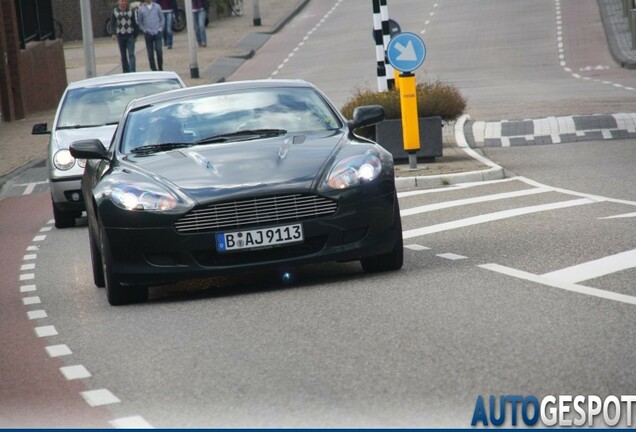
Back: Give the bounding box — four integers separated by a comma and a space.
70, 79, 402, 305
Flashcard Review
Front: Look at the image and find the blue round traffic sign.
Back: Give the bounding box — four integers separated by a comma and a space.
387, 32, 426, 73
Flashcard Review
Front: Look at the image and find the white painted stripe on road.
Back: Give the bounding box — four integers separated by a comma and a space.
81, 389, 121, 407
27, 245, 39, 252
109, 416, 154, 429
33, 235, 46, 242
20, 273, 34, 281
60, 365, 92, 380
398, 177, 521, 198
27, 310, 47, 320
480, 263, 636, 306
402, 198, 594, 239
22, 296, 41, 305
542, 248, 636, 284
39, 226, 52, 232
599, 212, 636, 219
21, 263, 35, 271
46, 344, 72, 358
400, 187, 550, 216
20, 284, 36, 292
404, 244, 430, 251
23, 254, 37, 260
35, 325, 58, 338
437, 253, 467, 260
516, 176, 636, 206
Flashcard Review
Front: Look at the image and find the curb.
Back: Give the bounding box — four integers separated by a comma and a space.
597, 0, 636, 69
395, 114, 506, 192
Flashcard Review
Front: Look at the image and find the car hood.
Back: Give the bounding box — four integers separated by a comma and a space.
127, 132, 345, 201
54, 125, 117, 150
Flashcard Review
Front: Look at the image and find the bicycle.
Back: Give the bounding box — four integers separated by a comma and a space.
227, 0, 243, 17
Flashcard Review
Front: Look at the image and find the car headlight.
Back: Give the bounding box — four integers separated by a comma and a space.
325, 153, 383, 190
77, 159, 86, 168
53, 149, 75, 170
111, 183, 178, 212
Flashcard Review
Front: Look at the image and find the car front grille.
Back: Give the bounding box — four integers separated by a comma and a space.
174, 194, 338, 234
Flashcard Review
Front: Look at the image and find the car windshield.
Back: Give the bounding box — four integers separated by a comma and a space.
56, 79, 183, 129
121, 87, 343, 154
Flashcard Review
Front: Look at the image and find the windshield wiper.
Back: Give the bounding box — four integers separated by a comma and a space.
130, 142, 192, 154
195, 129, 287, 145
57, 122, 118, 130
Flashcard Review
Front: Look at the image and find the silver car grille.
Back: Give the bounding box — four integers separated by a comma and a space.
174, 194, 338, 233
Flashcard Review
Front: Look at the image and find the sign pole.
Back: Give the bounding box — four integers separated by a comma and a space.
398, 72, 420, 169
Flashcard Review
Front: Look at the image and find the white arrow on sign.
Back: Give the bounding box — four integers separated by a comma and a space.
395, 40, 417, 62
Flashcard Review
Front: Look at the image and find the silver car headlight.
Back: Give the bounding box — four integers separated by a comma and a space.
53, 149, 75, 170
324, 153, 383, 190
111, 183, 179, 212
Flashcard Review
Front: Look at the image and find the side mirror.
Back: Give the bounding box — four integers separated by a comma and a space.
32, 123, 50, 135
348, 105, 385, 130
70, 139, 109, 160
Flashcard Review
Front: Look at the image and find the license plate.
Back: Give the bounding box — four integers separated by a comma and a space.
215, 223, 304, 253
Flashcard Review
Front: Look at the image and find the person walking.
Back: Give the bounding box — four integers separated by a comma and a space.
155, 0, 178, 49
109, 0, 138, 73
138, 0, 165, 71
192, 0, 208, 47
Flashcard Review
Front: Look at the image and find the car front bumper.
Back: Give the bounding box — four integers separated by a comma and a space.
103, 190, 400, 286
49, 176, 85, 211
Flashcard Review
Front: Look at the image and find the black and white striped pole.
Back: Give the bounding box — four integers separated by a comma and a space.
372, 0, 388, 91
380, 0, 395, 90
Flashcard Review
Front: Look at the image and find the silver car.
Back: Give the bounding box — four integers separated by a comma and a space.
32, 71, 186, 228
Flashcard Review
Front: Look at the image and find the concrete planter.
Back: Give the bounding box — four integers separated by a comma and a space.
373, 116, 443, 162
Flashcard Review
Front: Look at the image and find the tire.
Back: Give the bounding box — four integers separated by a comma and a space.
100, 227, 148, 306
360, 195, 404, 273
89, 229, 105, 288
52, 202, 78, 229
172, 9, 186, 32
230, 0, 244, 16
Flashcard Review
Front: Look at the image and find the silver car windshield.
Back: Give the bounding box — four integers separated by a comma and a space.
57, 79, 183, 129
121, 87, 343, 154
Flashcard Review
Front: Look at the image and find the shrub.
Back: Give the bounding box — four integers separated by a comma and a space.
340, 80, 467, 123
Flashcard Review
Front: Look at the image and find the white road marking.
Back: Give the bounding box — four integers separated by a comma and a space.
397, 177, 522, 198
480, 263, 636, 306
39, 226, 52, 232
402, 198, 594, 239
27, 310, 47, 320
437, 253, 467, 260
599, 212, 636, 219
22, 296, 41, 305
46, 344, 72, 358
21, 263, 35, 271
542, 248, 636, 284
400, 187, 550, 216
35, 325, 58, 337
33, 235, 46, 242
27, 245, 39, 252
20, 284, 36, 292
23, 254, 37, 260
20, 273, 34, 281
60, 365, 92, 380
404, 244, 430, 251
81, 389, 121, 407
109, 416, 154, 429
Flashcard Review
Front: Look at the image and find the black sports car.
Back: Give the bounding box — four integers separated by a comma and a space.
70, 79, 403, 305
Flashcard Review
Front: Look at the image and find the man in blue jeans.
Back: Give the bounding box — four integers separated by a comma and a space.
155, 0, 178, 49
138, 0, 165, 71
192, 0, 208, 47
109, 0, 138, 72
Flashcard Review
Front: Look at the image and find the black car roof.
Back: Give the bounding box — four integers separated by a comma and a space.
127, 79, 317, 109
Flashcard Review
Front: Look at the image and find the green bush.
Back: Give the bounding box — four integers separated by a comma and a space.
340, 80, 467, 123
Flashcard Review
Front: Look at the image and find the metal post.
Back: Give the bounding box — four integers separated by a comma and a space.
79, 0, 96, 78
252, 0, 261, 26
184, 0, 199, 78
624, 0, 630, 17
631, 9, 636, 49
372, 0, 387, 91
398, 73, 420, 169
380, 0, 395, 90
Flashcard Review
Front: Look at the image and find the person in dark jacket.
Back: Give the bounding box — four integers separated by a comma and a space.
109, 0, 138, 73
154, 0, 178, 49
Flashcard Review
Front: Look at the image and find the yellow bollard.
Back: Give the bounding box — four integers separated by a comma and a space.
399, 73, 420, 169
394, 69, 400, 90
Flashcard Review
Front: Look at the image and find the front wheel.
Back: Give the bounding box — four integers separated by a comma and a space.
100, 227, 148, 306
360, 197, 404, 273
172, 9, 186, 32
89, 229, 105, 288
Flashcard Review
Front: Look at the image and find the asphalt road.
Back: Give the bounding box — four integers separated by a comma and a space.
2, 0, 636, 428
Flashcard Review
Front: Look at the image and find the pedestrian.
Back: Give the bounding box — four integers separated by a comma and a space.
109, 0, 138, 73
154, 0, 178, 49
192, 0, 208, 47
138, 0, 165, 71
